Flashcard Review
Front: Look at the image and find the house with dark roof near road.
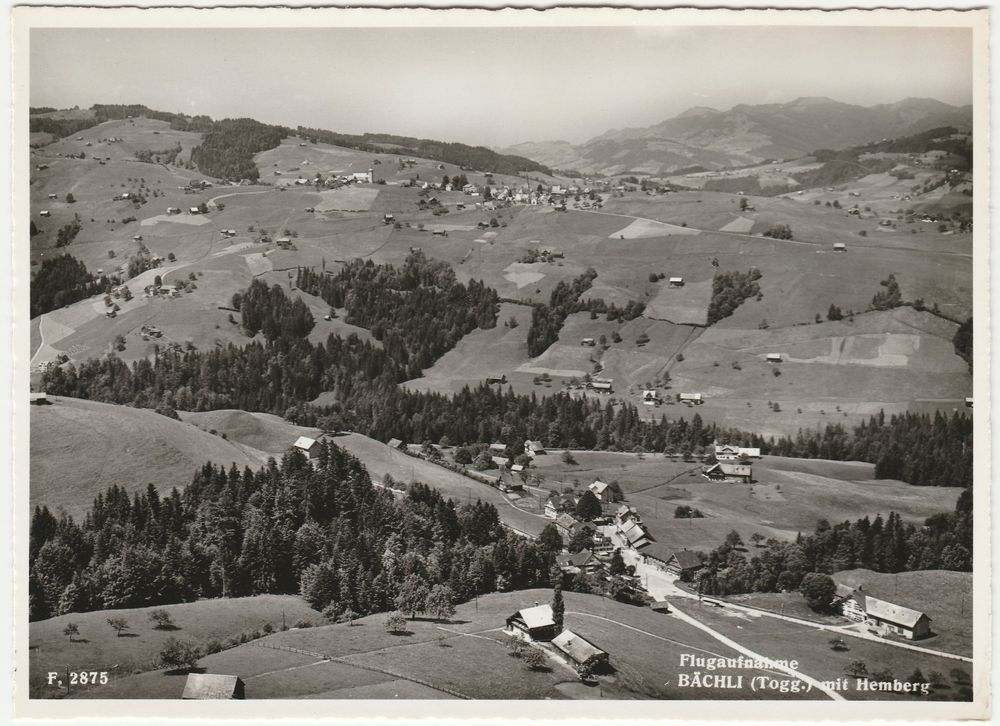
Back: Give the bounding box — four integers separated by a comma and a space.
835, 586, 931, 640
664, 550, 705, 578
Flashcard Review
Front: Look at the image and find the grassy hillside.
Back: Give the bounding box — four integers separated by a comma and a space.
68, 589, 813, 700
179, 409, 321, 456
530, 450, 963, 558
29, 595, 321, 698
332, 434, 549, 537
31, 396, 269, 519
687, 599, 972, 701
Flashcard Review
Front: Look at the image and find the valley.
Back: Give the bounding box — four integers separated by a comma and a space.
26, 99, 975, 704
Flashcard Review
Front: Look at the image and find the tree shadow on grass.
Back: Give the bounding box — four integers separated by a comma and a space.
153, 624, 181, 632
116, 633, 140, 638
387, 630, 414, 637
68, 638, 90, 644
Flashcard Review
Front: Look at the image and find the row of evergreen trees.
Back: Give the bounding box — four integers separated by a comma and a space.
707, 268, 762, 324
526, 269, 599, 356
696, 488, 973, 599
295, 126, 552, 176
29, 441, 558, 621
766, 411, 972, 489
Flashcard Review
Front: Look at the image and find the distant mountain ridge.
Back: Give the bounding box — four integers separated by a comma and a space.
502, 97, 972, 176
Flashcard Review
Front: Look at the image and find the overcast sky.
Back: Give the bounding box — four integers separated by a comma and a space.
30, 25, 973, 148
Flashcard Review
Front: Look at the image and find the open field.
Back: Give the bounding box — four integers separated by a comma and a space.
832, 569, 973, 658
179, 409, 322, 456
684, 601, 972, 701
30, 595, 321, 698
645, 278, 712, 325
405, 302, 534, 394
71, 589, 816, 700
316, 186, 380, 211
530, 450, 962, 558
663, 308, 970, 437
594, 191, 971, 325
610, 216, 699, 239
30, 396, 269, 519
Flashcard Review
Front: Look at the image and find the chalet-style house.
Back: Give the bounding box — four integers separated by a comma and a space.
714, 444, 761, 461
506, 603, 555, 641
293, 435, 322, 460
588, 479, 611, 501
556, 549, 603, 575
703, 462, 752, 483
665, 550, 705, 578
591, 529, 616, 555
551, 630, 609, 669
524, 440, 546, 457
617, 518, 651, 549
555, 513, 579, 539
545, 494, 578, 519
835, 586, 931, 640
615, 505, 641, 526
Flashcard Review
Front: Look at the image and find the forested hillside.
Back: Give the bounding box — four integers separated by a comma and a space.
29, 440, 555, 620
31, 254, 116, 318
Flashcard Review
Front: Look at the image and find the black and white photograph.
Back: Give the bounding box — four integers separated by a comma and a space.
10, 5, 990, 720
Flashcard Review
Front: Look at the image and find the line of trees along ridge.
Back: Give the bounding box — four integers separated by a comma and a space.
295, 125, 553, 176
694, 488, 972, 601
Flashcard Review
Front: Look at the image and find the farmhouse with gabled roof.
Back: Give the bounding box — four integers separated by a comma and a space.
506, 603, 555, 641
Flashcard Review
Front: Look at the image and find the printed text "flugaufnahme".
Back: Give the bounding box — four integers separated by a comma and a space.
679, 654, 800, 671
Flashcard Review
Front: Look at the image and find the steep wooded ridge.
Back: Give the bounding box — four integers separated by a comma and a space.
501, 97, 972, 175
